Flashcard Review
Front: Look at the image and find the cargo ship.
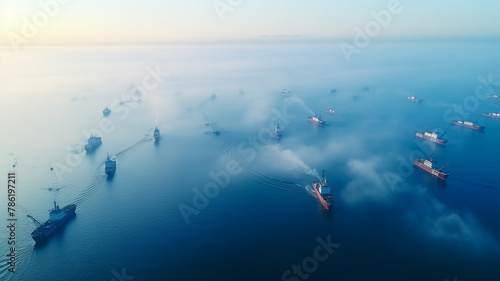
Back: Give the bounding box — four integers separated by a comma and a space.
482, 112, 500, 119
324, 109, 337, 115
154, 127, 160, 140
451, 120, 484, 131
312, 170, 334, 210
274, 123, 282, 139
407, 96, 421, 102
105, 154, 116, 177
415, 131, 447, 145
103, 107, 111, 116
84, 133, 102, 152
27, 201, 76, 243
307, 114, 324, 125
413, 154, 449, 180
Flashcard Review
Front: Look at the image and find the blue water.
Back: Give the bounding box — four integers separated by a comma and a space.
0, 41, 499, 281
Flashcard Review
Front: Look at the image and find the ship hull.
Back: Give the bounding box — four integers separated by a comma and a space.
413, 159, 448, 180
31, 205, 76, 243
415, 132, 446, 145
312, 182, 332, 210
451, 121, 484, 130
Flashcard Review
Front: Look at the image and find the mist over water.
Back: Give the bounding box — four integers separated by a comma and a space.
0, 40, 500, 280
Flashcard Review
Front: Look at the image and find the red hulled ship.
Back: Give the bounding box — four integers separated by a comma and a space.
413, 154, 449, 180
312, 170, 333, 210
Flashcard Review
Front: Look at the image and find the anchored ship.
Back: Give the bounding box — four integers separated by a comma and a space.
482, 112, 500, 119
274, 123, 283, 139
105, 154, 116, 177
413, 154, 449, 180
307, 114, 324, 125
451, 120, 484, 131
312, 170, 334, 210
154, 127, 160, 140
407, 96, 421, 102
85, 133, 102, 152
415, 131, 447, 145
103, 107, 111, 116
27, 201, 76, 243
324, 109, 337, 115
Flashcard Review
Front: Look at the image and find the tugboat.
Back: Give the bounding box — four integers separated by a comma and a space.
307, 114, 324, 125
407, 96, 421, 102
27, 201, 76, 243
451, 120, 485, 131
482, 112, 500, 119
281, 88, 291, 97
154, 127, 160, 141
103, 107, 111, 116
84, 133, 102, 152
274, 123, 283, 139
105, 154, 116, 177
324, 108, 337, 115
415, 130, 447, 145
312, 170, 334, 210
413, 154, 449, 180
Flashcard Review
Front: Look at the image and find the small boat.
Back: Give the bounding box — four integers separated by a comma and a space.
312, 170, 334, 210
413, 154, 449, 180
105, 154, 116, 177
154, 127, 160, 140
451, 120, 484, 131
281, 88, 291, 97
103, 107, 111, 116
274, 123, 283, 139
324, 109, 337, 115
407, 96, 421, 102
307, 114, 324, 125
482, 112, 500, 119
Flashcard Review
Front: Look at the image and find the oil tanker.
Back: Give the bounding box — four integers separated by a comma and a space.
312, 171, 333, 210
413, 154, 449, 180
415, 131, 446, 145
27, 201, 76, 243
451, 120, 484, 131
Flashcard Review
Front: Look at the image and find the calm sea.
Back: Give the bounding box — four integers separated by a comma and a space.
0, 40, 499, 280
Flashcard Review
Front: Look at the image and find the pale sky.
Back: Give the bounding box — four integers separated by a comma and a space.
1, 0, 499, 45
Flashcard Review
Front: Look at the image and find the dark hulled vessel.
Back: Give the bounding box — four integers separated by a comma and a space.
154, 127, 160, 141
451, 120, 484, 131
27, 201, 76, 243
85, 133, 102, 152
415, 131, 447, 145
105, 154, 116, 177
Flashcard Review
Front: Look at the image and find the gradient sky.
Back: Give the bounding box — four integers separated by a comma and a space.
1, 0, 499, 45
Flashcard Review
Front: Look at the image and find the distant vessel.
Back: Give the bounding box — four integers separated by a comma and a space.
105, 154, 116, 177
413, 154, 449, 180
274, 123, 283, 139
487, 94, 498, 99
482, 112, 500, 119
281, 88, 291, 97
330, 89, 337, 94
415, 131, 446, 145
27, 201, 76, 243
307, 114, 324, 125
407, 96, 421, 102
103, 107, 111, 116
451, 120, 484, 131
324, 108, 337, 115
85, 133, 102, 152
312, 170, 334, 210
239, 88, 245, 96
154, 127, 160, 140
